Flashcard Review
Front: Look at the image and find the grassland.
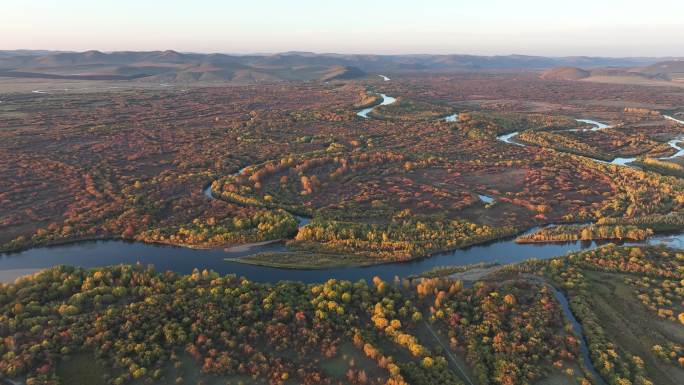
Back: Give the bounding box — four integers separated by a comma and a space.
226, 251, 373, 269
581, 270, 684, 385
56, 353, 107, 385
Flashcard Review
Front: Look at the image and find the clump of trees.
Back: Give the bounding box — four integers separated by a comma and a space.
292, 214, 516, 260
458, 111, 586, 137
517, 130, 612, 160
634, 157, 684, 178
369, 98, 453, 122
516, 224, 653, 243
590, 159, 684, 220
138, 208, 298, 247
597, 212, 684, 232
413, 277, 588, 385
1, 266, 471, 385
1, 264, 611, 385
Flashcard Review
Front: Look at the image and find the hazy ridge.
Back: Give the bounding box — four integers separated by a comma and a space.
0, 49, 678, 83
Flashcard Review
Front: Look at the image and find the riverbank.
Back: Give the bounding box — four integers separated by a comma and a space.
0, 268, 43, 284
408, 262, 501, 280
0, 233, 287, 255
515, 224, 653, 244
1, 235, 117, 255
225, 251, 374, 269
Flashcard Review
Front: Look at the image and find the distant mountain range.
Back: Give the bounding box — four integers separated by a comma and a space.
0, 50, 679, 83
541, 60, 684, 85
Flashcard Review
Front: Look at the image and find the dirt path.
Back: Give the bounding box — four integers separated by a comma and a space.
421, 320, 476, 385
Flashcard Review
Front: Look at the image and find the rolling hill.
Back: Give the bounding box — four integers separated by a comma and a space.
0, 50, 677, 84
540, 67, 591, 81
541, 60, 684, 86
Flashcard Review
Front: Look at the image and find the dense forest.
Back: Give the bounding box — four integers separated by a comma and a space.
1, 265, 592, 385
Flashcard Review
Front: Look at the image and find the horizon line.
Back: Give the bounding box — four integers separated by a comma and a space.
2, 48, 684, 60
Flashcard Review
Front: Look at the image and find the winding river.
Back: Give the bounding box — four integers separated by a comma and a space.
357, 93, 397, 118
4, 163, 684, 284
495, 115, 684, 166
3, 90, 684, 287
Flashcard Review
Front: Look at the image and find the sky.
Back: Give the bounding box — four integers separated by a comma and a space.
1, 0, 683, 57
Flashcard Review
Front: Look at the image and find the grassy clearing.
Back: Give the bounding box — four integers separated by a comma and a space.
408, 262, 499, 279
534, 365, 584, 385
226, 251, 374, 269
583, 271, 684, 385
156, 355, 261, 385
632, 157, 684, 178
319, 342, 387, 381
56, 353, 108, 385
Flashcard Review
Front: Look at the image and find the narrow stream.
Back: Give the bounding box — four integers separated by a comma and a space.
661, 116, 684, 159
477, 194, 494, 204
490, 112, 684, 383
661, 139, 684, 159
551, 287, 608, 385
495, 118, 645, 166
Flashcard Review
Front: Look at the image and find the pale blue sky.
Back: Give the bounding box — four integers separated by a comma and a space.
2, 0, 683, 56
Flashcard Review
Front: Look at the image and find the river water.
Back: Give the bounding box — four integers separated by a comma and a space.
551, 288, 608, 385
496, 131, 525, 146
357, 93, 397, 118
3, 226, 684, 284
494, 118, 663, 166
575, 118, 611, 131
444, 113, 459, 122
